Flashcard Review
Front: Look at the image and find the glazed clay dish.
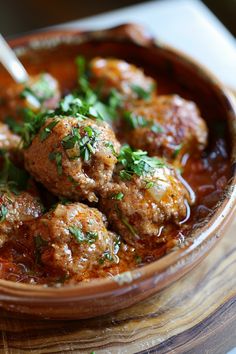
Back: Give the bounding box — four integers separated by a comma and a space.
0, 24, 235, 319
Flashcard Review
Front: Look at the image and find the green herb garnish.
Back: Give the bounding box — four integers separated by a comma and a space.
49, 151, 63, 175
124, 111, 149, 129
118, 144, 165, 180
172, 143, 183, 158
21, 74, 55, 104
150, 123, 163, 133
69, 226, 98, 244
112, 192, 124, 200
0, 150, 29, 194
79, 126, 100, 161
144, 180, 155, 189
40, 119, 59, 142
115, 204, 138, 238
124, 111, 163, 133
135, 255, 142, 264
105, 141, 117, 156
0, 205, 8, 222
131, 83, 155, 100
62, 127, 80, 150
34, 235, 48, 264
98, 251, 114, 264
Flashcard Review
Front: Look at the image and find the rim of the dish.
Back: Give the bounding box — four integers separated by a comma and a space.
0, 24, 235, 299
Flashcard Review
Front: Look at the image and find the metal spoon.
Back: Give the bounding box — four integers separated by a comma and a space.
0, 34, 29, 83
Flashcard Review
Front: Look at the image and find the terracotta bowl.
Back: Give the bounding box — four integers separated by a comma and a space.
0, 24, 235, 320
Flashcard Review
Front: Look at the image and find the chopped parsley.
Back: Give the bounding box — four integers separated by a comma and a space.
115, 204, 138, 238
144, 180, 155, 189
98, 251, 114, 265
40, 119, 59, 142
118, 144, 165, 180
20, 109, 50, 148
76, 55, 90, 93
21, 74, 56, 104
62, 127, 80, 150
135, 255, 142, 264
69, 226, 98, 244
34, 235, 48, 264
108, 89, 123, 110
124, 111, 163, 133
112, 192, 124, 200
105, 141, 117, 156
0, 205, 8, 222
0, 150, 29, 194
114, 235, 121, 254
151, 123, 163, 133
4, 116, 23, 135
131, 83, 155, 100
49, 151, 63, 175
172, 143, 183, 158
79, 126, 100, 161
124, 111, 148, 129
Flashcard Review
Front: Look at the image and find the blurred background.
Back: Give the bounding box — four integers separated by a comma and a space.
0, 0, 235, 37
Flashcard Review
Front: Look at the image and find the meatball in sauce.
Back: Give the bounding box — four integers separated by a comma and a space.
24, 116, 120, 202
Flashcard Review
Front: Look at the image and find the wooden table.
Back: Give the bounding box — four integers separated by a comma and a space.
0, 217, 235, 353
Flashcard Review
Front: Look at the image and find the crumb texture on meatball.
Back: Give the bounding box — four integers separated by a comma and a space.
24, 116, 120, 202
27, 202, 120, 281
123, 95, 208, 163
100, 145, 193, 247
90, 57, 156, 99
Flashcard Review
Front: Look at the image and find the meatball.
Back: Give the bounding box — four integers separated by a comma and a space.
24, 116, 120, 202
27, 202, 120, 281
90, 57, 156, 100
100, 145, 194, 247
123, 95, 208, 163
0, 187, 43, 248
0, 73, 60, 120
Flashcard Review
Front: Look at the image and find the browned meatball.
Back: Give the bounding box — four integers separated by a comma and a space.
0, 73, 60, 120
27, 202, 120, 281
123, 95, 208, 163
0, 187, 43, 248
24, 116, 120, 202
100, 146, 194, 247
90, 57, 156, 100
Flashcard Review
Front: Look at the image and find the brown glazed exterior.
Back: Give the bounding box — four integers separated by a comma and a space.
0, 24, 235, 320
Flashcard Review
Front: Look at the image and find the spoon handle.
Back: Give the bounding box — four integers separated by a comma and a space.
0, 34, 29, 83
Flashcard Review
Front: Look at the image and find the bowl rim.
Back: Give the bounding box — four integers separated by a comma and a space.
0, 24, 235, 300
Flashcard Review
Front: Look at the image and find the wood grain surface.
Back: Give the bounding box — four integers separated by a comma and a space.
0, 216, 235, 354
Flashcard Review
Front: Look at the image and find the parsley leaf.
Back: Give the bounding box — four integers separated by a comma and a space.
69, 226, 98, 244
172, 143, 183, 158
0, 205, 8, 223
112, 192, 124, 200
34, 235, 48, 264
62, 128, 80, 150
0, 150, 29, 194
79, 126, 100, 161
124, 111, 149, 129
98, 251, 114, 264
40, 119, 59, 142
118, 144, 165, 180
124, 111, 163, 133
49, 151, 63, 175
21, 74, 56, 104
131, 83, 155, 100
